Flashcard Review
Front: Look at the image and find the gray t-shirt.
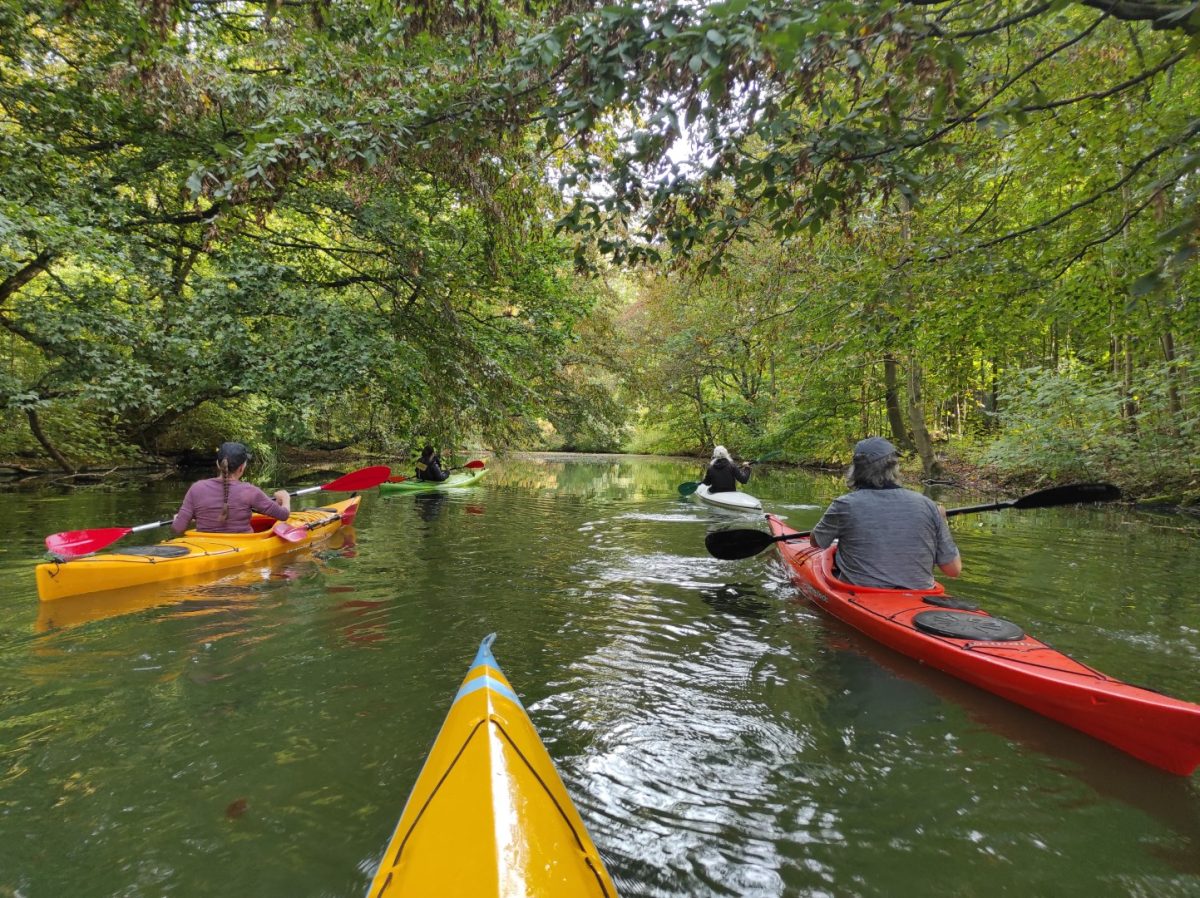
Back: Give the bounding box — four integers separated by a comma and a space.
809, 487, 959, 589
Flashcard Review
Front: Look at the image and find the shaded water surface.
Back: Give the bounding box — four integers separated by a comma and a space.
1, 454, 1198, 896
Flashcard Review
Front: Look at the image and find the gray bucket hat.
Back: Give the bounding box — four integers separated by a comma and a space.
852, 437, 897, 462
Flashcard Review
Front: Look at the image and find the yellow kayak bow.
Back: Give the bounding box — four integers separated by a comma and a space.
366, 633, 618, 897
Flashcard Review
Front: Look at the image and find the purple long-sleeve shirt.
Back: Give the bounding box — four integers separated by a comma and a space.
172, 478, 290, 534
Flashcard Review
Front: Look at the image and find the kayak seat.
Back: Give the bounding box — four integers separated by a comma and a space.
111, 545, 191, 558
922, 595, 980, 612
913, 610, 1025, 642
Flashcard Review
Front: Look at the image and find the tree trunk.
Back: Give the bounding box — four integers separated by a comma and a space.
1122, 335, 1138, 434
26, 408, 75, 474
991, 357, 1000, 416
906, 359, 943, 479
1161, 330, 1183, 422
691, 375, 714, 449
0, 250, 54, 307
883, 354, 912, 449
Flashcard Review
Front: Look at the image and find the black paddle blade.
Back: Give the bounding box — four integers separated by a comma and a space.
705, 528, 781, 560
1010, 482, 1121, 510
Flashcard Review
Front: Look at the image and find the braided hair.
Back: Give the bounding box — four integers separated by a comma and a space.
215, 442, 252, 523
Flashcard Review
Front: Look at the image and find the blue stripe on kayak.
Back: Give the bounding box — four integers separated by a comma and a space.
454, 673, 522, 708
471, 632, 499, 670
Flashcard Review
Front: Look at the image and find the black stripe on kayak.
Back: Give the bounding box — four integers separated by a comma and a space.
922, 595, 981, 612
381, 717, 614, 897
492, 722, 616, 898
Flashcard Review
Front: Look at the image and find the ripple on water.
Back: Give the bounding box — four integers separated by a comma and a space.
532, 620, 826, 898
3, 464, 1199, 897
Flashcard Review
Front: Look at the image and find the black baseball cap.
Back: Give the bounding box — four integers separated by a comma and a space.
216, 441, 252, 467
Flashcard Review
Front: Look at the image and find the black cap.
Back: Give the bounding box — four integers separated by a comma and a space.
216, 441, 252, 468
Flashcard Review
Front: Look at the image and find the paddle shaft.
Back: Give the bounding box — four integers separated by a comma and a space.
46, 465, 390, 557
772, 498, 1066, 547
705, 482, 1121, 561
130, 519, 174, 534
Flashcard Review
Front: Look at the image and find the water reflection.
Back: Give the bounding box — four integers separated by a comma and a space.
697, 583, 773, 618
1, 455, 1198, 898
810, 608, 1200, 873
412, 491, 450, 522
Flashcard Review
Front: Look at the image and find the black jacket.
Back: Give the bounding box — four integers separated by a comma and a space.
702, 458, 750, 493
416, 454, 449, 482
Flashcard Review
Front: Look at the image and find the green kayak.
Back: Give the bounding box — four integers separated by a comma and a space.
379, 468, 488, 493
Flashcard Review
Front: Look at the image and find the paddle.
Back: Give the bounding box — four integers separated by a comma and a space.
385, 459, 486, 484
45, 464, 393, 558
678, 450, 783, 496
704, 482, 1123, 560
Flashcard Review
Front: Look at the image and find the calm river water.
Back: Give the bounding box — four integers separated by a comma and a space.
1, 453, 1198, 897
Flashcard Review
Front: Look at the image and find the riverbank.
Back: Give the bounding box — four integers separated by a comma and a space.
2, 445, 1197, 516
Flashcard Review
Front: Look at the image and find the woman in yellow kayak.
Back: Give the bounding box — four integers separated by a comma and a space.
171, 442, 291, 534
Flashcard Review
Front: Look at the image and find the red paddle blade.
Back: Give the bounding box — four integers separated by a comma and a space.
463, 460, 486, 469
272, 522, 308, 543
385, 475, 408, 483
45, 527, 133, 558
320, 465, 391, 491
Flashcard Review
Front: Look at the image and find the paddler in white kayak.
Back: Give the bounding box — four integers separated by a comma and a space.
700, 445, 751, 494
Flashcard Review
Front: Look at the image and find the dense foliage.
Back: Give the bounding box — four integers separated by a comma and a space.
0, 0, 626, 468
584, 0, 1198, 492
1, 0, 1196, 493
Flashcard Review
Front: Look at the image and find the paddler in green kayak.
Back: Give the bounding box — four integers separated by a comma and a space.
171, 441, 291, 534
809, 436, 962, 590
415, 444, 450, 482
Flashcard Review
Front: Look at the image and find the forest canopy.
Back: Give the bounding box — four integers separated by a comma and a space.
0, 0, 1196, 493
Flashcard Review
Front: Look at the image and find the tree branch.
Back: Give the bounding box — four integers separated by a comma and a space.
0, 250, 55, 307
1075, 0, 1200, 33
908, 0, 1199, 33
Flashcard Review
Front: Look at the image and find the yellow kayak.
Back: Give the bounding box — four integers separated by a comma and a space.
36, 496, 361, 602
366, 634, 619, 897
35, 527, 357, 632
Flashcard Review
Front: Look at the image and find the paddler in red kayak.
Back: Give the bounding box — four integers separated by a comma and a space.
809, 436, 962, 589
171, 441, 291, 534
701, 445, 751, 493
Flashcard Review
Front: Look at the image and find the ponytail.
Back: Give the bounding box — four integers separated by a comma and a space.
214, 442, 251, 522
218, 457, 231, 522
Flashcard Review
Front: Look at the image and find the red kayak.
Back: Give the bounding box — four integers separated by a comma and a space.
767, 514, 1200, 776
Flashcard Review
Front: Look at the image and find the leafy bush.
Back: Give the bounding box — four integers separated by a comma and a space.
979, 365, 1132, 482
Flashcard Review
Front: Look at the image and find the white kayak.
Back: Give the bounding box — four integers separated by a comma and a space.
694, 484, 763, 513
